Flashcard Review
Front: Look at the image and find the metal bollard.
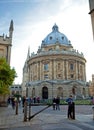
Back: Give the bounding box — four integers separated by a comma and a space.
15, 100, 18, 115
92, 106, 94, 120
72, 102, 75, 120
23, 101, 28, 122
29, 104, 31, 120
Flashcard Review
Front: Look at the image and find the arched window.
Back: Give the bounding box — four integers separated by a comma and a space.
70, 63, 74, 70
44, 64, 48, 71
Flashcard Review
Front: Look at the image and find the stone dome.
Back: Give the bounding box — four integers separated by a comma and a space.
42, 24, 70, 46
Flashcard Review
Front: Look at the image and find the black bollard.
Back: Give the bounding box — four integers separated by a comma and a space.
29, 104, 31, 120
15, 100, 18, 115
92, 106, 94, 120
23, 101, 28, 122
72, 102, 75, 120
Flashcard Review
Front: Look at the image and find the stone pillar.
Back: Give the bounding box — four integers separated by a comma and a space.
83, 63, 86, 81
77, 61, 79, 80
53, 59, 56, 79
62, 60, 64, 80
75, 60, 78, 80
66, 60, 68, 79
37, 62, 38, 80
52, 59, 54, 79
40, 61, 42, 80
38, 61, 40, 80
64, 60, 67, 80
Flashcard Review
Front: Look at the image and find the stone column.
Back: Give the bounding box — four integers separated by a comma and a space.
66, 60, 68, 80
75, 60, 78, 80
37, 62, 39, 80
83, 63, 86, 81
64, 60, 67, 80
62, 60, 64, 80
51, 59, 54, 79
38, 61, 40, 80
53, 59, 56, 79
40, 61, 42, 80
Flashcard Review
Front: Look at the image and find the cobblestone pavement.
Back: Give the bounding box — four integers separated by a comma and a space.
0, 104, 94, 130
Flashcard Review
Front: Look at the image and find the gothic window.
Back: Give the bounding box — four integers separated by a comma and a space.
70, 63, 74, 70
44, 64, 48, 71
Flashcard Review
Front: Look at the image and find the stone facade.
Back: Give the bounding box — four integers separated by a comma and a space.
22, 24, 89, 99
0, 20, 13, 64
89, 75, 94, 96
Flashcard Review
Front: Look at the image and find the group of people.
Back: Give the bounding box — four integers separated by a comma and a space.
52, 96, 60, 110
7, 96, 21, 109
52, 95, 75, 119
7, 94, 74, 119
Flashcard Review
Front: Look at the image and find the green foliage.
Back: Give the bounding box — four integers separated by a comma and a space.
60, 99, 91, 105
42, 99, 91, 105
0, 58, 17, 95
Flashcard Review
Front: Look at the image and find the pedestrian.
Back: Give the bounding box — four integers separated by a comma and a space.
56, 96, 60, 110
52, 97, 56, 110
66, 95, 74, 119
11, 96, 15, 109
22, 96, 26, 106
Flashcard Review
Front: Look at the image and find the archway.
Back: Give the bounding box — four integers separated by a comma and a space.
42, 86, 48, 99
57, 87, 63, 98
32, 88, 35, 97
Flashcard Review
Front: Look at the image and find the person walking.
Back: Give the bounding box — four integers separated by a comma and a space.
52, 97, 56, 110
66, 95, 74, 119
56, 96, 60, 110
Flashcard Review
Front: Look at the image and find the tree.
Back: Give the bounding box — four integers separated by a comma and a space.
0, 58, 17, 95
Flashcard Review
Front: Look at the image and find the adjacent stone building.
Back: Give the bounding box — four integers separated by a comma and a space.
89, 75, 94, 96
0, 20, 13, 64
9, 84, 22, 96
22, 24, 89, 99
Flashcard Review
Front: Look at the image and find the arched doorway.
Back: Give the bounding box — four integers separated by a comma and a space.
82, 88, 86, 99
72, 86, 76, 99
42, 86, 48, 99
32, 88, 35, 97
57, 87, 63, 98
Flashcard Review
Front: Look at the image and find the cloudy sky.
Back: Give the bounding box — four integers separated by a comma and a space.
0, 0, 93, 84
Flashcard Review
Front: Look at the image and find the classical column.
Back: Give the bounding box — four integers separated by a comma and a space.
77, 61, 79, 80
38, 61, 40, 80
66, 60, 68, 80
40, 61, 42, 80
64, 60, 67, 80
53, 59, 56, 79
51, 59, 54, 79
62, 60, 64, 80
75, 60, 78, 80
37, 62, 39, 80
83, 63, 86, 81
